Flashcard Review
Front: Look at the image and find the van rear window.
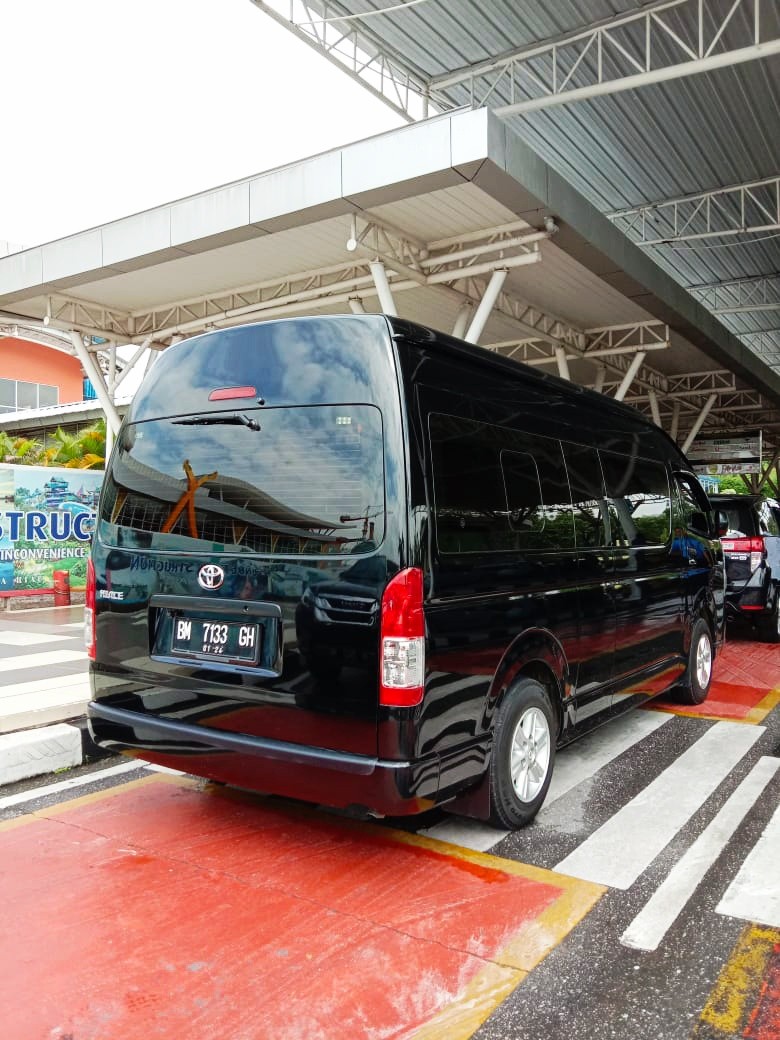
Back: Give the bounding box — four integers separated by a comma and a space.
99, 405, 385, 556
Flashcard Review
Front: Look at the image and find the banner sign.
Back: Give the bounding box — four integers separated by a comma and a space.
687, 433, 762, 476
0, 464, 103, 595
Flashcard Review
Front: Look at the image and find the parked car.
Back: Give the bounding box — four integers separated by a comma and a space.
86, 315, 725, 829
709, 493, 780, 642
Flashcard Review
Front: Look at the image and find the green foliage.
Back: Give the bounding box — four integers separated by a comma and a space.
717, 475, 750, 494
1, 421, 105, 469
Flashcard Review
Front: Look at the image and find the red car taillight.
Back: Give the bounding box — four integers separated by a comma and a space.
85, 558, 96, 660
721, 536, 765, 573
379, 567, 425, 707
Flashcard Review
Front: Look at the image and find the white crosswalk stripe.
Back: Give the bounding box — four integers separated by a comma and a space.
620, 756, 780, 950
1, 649, 86, 671
555, 721, 763, 889
0, 632, 72, 647
716, 794, 780, 928
419, 709, 673, 852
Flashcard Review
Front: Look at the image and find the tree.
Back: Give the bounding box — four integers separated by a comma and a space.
43, 421, 106, 470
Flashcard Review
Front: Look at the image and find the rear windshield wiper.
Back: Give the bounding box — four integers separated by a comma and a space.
173, 413, 261, 431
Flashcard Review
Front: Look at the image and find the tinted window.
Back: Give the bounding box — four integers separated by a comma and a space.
429, 414, 574, 554
676, 473, 712, 535
758, 500, 780, 536
562, 443, 608, 548
601, 452, 671, 546
99, 405, 385, 555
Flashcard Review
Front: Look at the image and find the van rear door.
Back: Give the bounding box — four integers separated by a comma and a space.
91, 316, 407, 759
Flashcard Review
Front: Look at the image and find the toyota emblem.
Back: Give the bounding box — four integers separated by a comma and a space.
197, 564, 225, 590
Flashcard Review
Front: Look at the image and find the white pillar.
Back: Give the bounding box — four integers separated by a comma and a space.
682, 394, 717, 455
648, 389, 662, 427
614, 350, 647, 402
465, 270, 507, 344
555, 346, 571, 380
452, 302, 472, 339
670, 401, 681, 442
348, 298, 365, 314
593, 365, 607, 393
369, 261, 397, 317
69, 331, 122, 437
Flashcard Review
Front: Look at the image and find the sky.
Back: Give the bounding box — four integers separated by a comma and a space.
0, 0, 405, 250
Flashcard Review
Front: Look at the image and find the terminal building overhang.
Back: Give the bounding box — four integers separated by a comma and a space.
0, 108, 777, 449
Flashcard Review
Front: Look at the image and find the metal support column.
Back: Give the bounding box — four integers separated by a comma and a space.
593, 365, 607, 393
69, 331, 122, 437
647, 389, 662, 428
465, 270, 508, 344
348, 298, 366, 314
614, 351, 647, 402
670, 401, 681, 443
452, 302, 472, 339
555, 346, 571, 381
369, 261, 397, 317
682, 394, 718, 455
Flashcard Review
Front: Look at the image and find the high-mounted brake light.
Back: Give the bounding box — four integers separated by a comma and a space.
380, 567, 425, 708
85, 557, 96, 660
208, 386, 257, 402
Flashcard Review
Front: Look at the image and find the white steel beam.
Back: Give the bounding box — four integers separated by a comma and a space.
430, 0, 779, 115
68, 331, 122, 436
250, 0, 434, 122
465, 270, 507, 344
614, 351, 647, 402
369, 261, 397, 316
690, 275, 780, 313
555, 346, 571, 381
648, 390, 662, 428
682, 394, 718, 454
609, 175, 780, 245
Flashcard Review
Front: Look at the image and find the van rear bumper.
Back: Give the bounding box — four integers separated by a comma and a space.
88, 702, 458, 817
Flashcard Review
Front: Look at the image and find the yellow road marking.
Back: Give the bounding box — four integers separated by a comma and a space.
745, 686, 780, 725
695, 924, 780, 1037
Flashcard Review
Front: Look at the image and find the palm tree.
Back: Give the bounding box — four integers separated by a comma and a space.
45, 422, 105, 469
0, 433, 45, 465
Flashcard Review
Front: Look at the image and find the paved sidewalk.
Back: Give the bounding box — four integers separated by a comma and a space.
0, 605, 95, 784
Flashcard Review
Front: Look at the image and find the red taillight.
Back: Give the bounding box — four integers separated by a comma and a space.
208, 386, 257, 401
721, 535, 764, 574
721, 537, 765, 554
85, 558, 96, 660
379, 567, 425, 707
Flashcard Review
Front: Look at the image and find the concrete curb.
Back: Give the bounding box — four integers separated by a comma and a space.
0, 716, 112, 786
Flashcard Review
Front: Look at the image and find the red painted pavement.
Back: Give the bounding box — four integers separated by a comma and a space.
745, 945, 780, 1039
0, 776, 571, 1040
653, 636, 780, 722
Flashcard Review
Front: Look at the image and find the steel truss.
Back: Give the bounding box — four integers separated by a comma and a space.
691, 274, 780, 314
609, 174, 780, 245
252, 0, 780, 123
250, 0, 434, 121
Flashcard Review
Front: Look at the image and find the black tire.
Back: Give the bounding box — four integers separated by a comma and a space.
489, 677, 557, 829
677, 618, 714, 705
757, 591, 780, 644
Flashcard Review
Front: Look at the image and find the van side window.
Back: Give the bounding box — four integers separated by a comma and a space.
600, 452, 671, 546
675, 472, 712, 536
501, 442, 574, 549
429, 413, 513, 553
428, 414, 574, 553
562, 443, 608, 548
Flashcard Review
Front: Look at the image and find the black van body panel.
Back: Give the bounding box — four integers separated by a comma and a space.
88, 314, 724, 819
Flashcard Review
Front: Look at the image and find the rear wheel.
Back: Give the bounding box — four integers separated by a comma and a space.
757, 590, 780, 644
489, 678, 556, 829
677, 618, 714, 705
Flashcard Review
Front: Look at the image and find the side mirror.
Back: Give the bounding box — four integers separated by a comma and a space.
717, 511, 729, 538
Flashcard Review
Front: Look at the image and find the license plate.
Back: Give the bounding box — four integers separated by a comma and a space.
170, 617, 260, 664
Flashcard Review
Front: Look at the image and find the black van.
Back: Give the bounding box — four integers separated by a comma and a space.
87, 315, 725, 827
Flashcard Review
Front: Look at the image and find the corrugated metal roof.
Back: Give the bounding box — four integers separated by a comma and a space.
289, 0, 780, 348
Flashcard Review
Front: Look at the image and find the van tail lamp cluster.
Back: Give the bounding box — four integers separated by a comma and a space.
85, 558, 97, 660
722, 536, 765, 573
380, 567, 425, 708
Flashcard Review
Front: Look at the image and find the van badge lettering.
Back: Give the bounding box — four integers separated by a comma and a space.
198, 564, 225, 590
